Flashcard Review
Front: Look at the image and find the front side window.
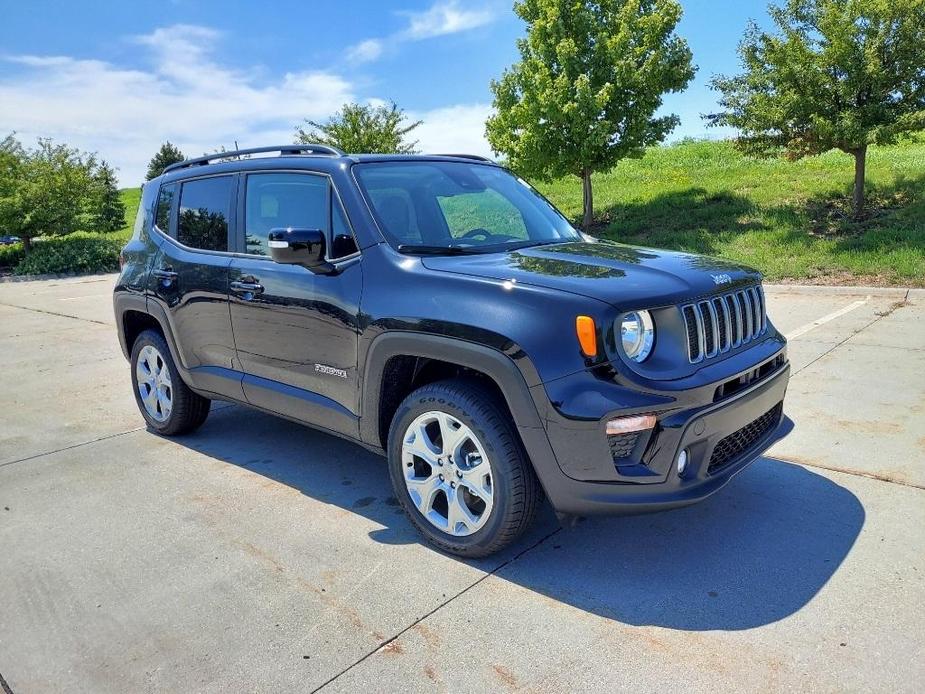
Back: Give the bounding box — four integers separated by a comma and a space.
244, 173, 358, 259
354, 161, 580, 253
178, 176, 233, 252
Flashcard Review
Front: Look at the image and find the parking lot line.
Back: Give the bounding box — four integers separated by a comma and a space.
785, 296, 870, 340
58, 293, 113, 301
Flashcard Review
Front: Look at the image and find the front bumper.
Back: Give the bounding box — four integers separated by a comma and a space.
523, 353, 791, 516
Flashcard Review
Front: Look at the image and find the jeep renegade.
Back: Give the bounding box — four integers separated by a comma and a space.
114, 144, 790, 557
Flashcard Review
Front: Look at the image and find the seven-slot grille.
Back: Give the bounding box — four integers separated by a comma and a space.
682, 285, 767, 363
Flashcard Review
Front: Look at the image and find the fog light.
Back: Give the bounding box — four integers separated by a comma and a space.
676, 449, 689, 475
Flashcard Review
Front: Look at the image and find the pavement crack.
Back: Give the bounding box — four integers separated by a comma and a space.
0, 427, 146, 468
778, 457, 925, 491
310, 526, 563, 693
0, 300, 110, 326
0, 403, 235, 469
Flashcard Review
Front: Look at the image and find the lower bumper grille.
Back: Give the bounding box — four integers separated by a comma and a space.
608, 432, 640, 460
708, 402, 783, 473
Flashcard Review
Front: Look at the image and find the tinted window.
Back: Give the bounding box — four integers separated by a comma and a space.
245, 174, 327, 256
178, 176, 232, 252
331, 196, 358, 258
155, 183, 176, 233
244, 173, 357, 259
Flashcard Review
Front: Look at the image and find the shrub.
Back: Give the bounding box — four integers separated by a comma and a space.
0, 241, 25, 270
14, 233, 124, 276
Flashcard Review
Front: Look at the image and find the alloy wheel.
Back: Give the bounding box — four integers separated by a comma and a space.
401, 411, 494, 536
136, 344, 173, 422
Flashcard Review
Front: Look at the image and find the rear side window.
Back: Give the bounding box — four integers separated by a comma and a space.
178, 176, 233, 252
155, 183, 176, 233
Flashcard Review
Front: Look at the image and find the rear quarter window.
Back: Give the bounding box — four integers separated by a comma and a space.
178, 176, 233, 252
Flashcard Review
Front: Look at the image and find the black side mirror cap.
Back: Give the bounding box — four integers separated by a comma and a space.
268, 228, 336, 274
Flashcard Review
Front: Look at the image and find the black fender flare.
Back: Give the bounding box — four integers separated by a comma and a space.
358, 332, 568, 503
360, 332, 544, 444
113, 291, 150, 360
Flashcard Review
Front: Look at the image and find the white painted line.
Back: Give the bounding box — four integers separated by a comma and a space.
58, 293, 112, 301
785, 296, 871, 340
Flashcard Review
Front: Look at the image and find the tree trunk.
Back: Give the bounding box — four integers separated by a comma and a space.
852, 146, 867, 220
581, 169, 594, 230
22, 236, 32, 254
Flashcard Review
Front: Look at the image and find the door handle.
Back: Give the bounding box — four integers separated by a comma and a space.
230, 280, 265, 295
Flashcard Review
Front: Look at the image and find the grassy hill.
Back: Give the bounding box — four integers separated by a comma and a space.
538, 138, 925, 285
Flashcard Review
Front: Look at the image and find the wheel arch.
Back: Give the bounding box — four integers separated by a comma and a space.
360, 332, 545, 452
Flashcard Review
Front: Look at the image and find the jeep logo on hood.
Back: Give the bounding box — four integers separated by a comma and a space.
711, 273, 733, 285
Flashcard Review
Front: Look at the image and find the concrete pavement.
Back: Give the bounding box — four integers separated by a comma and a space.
0, 275, 922, 692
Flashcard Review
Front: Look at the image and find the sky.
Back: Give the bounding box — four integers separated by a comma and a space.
0, 0, 775, 186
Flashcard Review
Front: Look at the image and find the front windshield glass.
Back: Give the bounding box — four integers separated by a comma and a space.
353, 161, 581, 252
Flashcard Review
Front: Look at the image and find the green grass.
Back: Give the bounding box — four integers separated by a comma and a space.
538, 138, 925, 285
2, 187, 139, 275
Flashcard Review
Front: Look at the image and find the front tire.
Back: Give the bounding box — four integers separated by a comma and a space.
387, 379, 541, 557
130, 329, 210, 436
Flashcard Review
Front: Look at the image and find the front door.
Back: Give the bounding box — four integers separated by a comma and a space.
228, 171, 363, 439
149, 174, 244, 400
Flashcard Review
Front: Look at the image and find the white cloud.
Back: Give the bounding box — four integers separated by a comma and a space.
347, 1, 496, 64
411, 103, 495, 158
0, 24, 354, 185
0, 23, 497, 185
347, 38, 384, 64
400, 1, 495, 39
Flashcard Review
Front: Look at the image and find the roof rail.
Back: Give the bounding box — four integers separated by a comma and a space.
434, 153, 495, 163
162, 144, 345, 174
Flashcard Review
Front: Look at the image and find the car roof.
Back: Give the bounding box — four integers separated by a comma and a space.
157, 146, 498, 184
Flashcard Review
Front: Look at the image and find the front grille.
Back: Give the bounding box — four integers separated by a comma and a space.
708, 402, 782, 473
682, 285, 767, 363
608, 432, 639, 460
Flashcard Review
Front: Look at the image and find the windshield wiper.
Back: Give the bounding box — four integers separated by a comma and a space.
397, 244, 480, 255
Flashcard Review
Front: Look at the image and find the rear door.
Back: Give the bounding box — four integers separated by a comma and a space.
228, 170, 363, 438
149, 174, 244, 400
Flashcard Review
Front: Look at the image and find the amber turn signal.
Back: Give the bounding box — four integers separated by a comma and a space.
606, 414, 657, 435
575, 315, 597, 357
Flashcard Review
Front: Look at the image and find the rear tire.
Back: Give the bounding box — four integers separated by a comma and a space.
387, 378, 541, 557
130, 329, 210, 435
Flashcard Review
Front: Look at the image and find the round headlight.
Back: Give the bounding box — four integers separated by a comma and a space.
620, 310, 655, 362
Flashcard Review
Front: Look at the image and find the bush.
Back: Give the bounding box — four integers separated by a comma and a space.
14, 233, 124, 275
0, 241, 25, 270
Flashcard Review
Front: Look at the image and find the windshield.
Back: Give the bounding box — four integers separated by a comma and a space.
353, 161, 581, 253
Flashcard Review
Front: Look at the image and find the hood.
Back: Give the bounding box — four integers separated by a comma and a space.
420, 240, 762, 309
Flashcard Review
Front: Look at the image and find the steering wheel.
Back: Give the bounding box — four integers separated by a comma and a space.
459, 228, 493, 241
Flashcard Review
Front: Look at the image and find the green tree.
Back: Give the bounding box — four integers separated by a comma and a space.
146, 141, 185, 181
486, 0, 695, 229
295, 102, 422, 154
90, 160, 126, 232
0, 136, 98, 252
708, 0, 925, 218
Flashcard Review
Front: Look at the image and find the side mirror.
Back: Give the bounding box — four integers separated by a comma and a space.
268, 228, 335, 274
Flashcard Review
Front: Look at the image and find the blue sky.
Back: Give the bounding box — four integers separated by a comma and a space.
0, 0, 773, 185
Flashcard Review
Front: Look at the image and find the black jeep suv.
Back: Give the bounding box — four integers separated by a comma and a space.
114, 144, 790, 557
